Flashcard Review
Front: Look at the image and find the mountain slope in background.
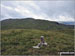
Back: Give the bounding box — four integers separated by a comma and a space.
1, 18, 74, 30
60, 22, 75, 25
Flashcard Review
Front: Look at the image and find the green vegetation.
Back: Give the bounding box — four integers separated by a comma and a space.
1, 18, 74, 55
1, 29, 74, 55
1, 18, 74, 30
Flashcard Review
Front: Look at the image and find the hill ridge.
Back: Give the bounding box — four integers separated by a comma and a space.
1, 18, 74, 30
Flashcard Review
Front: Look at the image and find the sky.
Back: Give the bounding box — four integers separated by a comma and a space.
0, 0, 75, 22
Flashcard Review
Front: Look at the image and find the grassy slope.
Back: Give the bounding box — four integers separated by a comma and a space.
1, 18, 74, 30
1, 29, 74, 55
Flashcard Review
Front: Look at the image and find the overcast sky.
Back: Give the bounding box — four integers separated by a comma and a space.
1, 0, 75, 22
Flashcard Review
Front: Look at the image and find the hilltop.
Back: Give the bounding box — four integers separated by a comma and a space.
1, 18, 74, 30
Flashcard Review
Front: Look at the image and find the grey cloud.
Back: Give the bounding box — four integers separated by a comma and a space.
1, 1, 75, 22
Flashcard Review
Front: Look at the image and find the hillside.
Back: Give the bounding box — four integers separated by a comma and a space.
60, 22, 75, 25
1, 18, 74, 55
1, 29, 74, 55
1, 18, 74, 30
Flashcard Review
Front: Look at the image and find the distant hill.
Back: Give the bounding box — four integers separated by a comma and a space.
1, 18, 74, 30
60, 22, 75, 25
